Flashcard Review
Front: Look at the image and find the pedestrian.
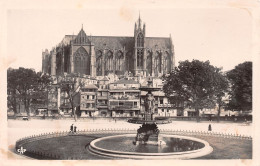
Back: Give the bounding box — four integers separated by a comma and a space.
208, 124, 212, 131
70, 124, 74, 133
74, 126, 77, 133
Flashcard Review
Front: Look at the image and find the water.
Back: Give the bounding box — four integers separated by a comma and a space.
94, 135, 205, 153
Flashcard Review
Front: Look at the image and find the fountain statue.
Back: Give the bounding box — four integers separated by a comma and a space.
133, 77, 166, 146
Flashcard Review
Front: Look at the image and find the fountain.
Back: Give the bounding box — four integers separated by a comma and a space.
88, 78, 213, 159
132, 78, 166, 145
14, 77, 213, 159
128, 77, 170, 124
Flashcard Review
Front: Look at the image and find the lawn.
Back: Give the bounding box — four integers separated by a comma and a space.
21, 133, 252, 160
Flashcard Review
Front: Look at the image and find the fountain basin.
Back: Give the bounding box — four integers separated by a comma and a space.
89, 134, 213, 159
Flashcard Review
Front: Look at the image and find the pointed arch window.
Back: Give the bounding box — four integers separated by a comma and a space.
137, 33, 144, 47
155, 52, 162, 74
106, 51, 113, 71
137, 49, 144, 68
96, 50, 103, 76
164, 52, 171, 73
125, 52, 133, 72
146, 51, 152, 76
73, 47, 90, 75
136, 33, 144, 68
115, 51, 123, 71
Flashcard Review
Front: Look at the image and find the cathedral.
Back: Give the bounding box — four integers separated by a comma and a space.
42, 16, 175, 77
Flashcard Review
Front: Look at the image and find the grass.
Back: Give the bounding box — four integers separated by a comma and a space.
21, 133, 252, 160
194, 135, 252, 159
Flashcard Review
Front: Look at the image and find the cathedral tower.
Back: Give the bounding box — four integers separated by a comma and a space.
134, 14, 146, 76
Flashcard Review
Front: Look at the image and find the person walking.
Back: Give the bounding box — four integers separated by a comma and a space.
74, 126, 77, 133
208, 124, 212, 131
70, 124, 74, 133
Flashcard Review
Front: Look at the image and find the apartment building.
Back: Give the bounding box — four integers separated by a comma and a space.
80, 84, 98, 117
97, 77, 109, 117
108, 78, 141, 117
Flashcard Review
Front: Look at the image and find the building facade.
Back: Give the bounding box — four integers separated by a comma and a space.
140, 91, 178, 117
80, 84, 98, 117
42, 16, 175, 78
97, 77, 110, 117
108, 78, 141, 117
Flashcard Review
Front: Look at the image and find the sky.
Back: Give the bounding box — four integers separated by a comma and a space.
5, 2, 253, 72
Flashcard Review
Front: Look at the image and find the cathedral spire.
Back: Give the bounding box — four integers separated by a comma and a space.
138, 11, 142, 29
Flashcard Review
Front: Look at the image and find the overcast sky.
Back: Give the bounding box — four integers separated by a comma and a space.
6, 3, 253, 72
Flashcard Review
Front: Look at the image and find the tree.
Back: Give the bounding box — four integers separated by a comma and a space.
30, 72, 52, 112
163, 60, 227, 122
7, 68, 52, 118
7, 68, 19, 117
36, 72, 53, 90
226, 61, 252, 112
214, 73, 229, 122
59, 74, 84, 122
7, 68, 38, 118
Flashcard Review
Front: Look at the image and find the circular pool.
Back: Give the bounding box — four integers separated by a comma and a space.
89, 134, 213, 159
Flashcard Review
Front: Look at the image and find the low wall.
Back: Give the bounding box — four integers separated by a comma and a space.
8, 115, 252, 123
15, 128, 252, 160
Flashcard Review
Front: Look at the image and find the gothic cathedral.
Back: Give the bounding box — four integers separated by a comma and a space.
42, 16, 175, 77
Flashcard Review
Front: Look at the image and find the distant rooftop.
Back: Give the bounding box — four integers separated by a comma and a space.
100, 76, 109, 81
82, 84, 98, 89
112, 78, 139, 84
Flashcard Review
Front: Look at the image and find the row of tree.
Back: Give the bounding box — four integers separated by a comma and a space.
163, 60, 252, 122
7, 68, 52, 118
7, 67, 84, 121
7, 60, 252, 122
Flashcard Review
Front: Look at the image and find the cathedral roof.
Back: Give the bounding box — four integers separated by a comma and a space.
91, 36, 171, 51
145, 37, 172, 50
59, 35, 75, 46
73, 28, 91, 44
91, 36, 134, 50
59, 35, 172, 51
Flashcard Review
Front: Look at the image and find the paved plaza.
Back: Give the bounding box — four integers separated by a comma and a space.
8, 119, 252, 152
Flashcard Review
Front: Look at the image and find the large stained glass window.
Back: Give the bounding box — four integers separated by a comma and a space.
96, 50, 103, 76
106, 51, 113, 71
155, 51, 162, 75
74, 47, 90, 75
115, 51, 124, 71
146, 51, 152, 76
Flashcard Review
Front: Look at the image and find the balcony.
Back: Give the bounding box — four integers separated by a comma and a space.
97, 104, 108, 108
157, 104, 174, 107
109, 88, 140, 92
97, 96, 108, 100
98, 89, 109, 92
109, 105, 139, 110
81, 100, 96, 103
80, 107, 97, 111
81, 92, 96, 95
108, 96, 139, 100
